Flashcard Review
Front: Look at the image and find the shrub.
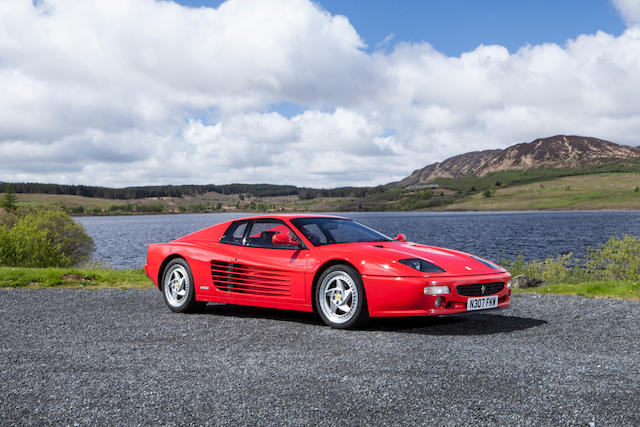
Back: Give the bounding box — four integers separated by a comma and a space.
0, 208, 94, 267
134, 203, 164, 213
69, 206, 85, 215
585, 235, 640, 281
501, 253, 576, 284
501, 235, 640, 284
108, 204, 132, 213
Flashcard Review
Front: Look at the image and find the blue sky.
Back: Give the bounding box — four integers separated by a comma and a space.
177, 0, 627, 55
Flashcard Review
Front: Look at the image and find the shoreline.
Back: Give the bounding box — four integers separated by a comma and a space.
68, 207, 640, 217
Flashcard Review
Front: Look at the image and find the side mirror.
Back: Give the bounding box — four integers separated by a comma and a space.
272, 232, 300, 246
394, 233, 407, 242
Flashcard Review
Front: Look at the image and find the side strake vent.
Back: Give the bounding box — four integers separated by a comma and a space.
211, 260, 290, 296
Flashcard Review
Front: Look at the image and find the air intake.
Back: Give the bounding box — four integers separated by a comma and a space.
456, 282, 504, 297
210, 260, 290, 297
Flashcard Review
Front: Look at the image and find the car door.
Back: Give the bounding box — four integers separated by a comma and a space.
212, 219, 308, 304
209, 219, 248, 298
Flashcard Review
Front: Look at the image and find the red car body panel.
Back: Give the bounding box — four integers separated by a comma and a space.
145, 214, 511, 317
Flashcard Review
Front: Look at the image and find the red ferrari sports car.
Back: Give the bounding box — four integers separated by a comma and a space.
145, 215, 511, 328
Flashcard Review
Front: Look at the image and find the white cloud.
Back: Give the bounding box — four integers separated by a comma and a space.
613, 0, 640, 26
1, 0, 640, 188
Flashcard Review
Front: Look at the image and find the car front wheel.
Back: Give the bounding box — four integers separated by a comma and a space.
162, 258, 202, 313
316, 264, 368, 329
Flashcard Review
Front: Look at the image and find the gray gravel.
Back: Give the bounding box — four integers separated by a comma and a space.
0, 289, 638, 426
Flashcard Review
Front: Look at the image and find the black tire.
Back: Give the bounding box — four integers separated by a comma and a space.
161, 258, 204, 313
315, 264, 369, 329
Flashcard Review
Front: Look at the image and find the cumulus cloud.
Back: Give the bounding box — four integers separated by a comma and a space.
613, 0, 640, 26
1, 0, 640, 187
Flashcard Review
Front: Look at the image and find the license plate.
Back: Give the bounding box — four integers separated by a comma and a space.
466, 295, 498, 311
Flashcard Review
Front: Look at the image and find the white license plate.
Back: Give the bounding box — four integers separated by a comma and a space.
466, 295, 498, 311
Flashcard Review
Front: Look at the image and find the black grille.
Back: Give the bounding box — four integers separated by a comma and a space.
457, 282, 504, 296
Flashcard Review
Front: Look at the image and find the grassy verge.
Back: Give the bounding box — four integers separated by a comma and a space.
513, 281, 640, 300
1, 267, 638, 301
0, 267, 154, 289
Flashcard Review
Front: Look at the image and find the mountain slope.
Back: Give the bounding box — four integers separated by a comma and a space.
438, 173, 640, 211
399, 135, 640, 187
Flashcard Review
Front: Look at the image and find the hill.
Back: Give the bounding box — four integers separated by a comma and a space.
439, 173, 640, 211
399, 135, 640, 187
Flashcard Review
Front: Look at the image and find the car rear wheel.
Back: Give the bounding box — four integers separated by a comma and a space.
316, 264, 368, 329
162, 258, 203, 313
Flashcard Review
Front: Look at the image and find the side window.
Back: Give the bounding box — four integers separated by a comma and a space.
220, 220, 248, 245
298, 223, 327, 246
325, 221, 366, 243
245, 220, 299, 249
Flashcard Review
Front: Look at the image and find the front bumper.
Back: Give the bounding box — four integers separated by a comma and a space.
363, 272, 511, 317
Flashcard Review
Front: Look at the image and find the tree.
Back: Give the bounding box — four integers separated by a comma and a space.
0, 185, 17, 211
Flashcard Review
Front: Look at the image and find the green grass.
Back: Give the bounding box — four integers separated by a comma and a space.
1, 268, 638, 301
514, 280, 640, 300
15, 193, 125, 210
0, 267, 154, 289
444, 173, 640, 211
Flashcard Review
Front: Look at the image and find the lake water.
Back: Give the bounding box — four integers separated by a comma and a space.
75, 211, 640, 269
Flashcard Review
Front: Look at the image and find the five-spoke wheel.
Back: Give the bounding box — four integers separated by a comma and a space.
162, 258, 202, 313
316, 264, 368, 328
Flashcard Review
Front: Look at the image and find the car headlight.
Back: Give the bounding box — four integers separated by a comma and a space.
424, 285, 450, 295
399, 258, 446, 273
507, 280, 512, 288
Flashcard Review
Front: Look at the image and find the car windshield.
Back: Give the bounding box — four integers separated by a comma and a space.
290, 218, 392, 246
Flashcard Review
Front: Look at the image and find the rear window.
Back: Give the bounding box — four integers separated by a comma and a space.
220, 220, 248, 245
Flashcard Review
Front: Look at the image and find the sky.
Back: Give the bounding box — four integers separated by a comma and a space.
1, 0, 639, 188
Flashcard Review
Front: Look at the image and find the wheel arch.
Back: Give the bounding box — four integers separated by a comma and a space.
310, 259, 362, 313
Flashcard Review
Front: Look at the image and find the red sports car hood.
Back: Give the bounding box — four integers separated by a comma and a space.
343, 241, 505, 276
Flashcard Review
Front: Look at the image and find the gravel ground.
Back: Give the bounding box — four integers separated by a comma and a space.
0, 289, 638, 426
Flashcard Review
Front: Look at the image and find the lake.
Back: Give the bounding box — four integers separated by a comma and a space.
75, 211, 640, 269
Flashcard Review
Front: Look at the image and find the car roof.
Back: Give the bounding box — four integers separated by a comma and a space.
232, 214, 348, 221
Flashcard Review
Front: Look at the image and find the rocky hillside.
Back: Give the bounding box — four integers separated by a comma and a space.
399, 135, 640, 187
